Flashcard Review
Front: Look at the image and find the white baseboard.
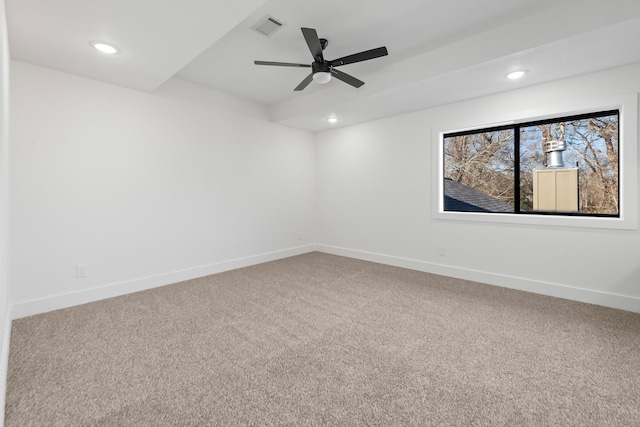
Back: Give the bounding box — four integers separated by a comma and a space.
317, 244, 640, 314
11, 245, 317, 320
11, 243, 640, 319
0, 306, 12, 427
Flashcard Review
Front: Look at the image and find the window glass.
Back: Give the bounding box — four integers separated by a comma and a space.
443, 129, 515, 213
520, 113, 618, 215
443, 110, 619, 217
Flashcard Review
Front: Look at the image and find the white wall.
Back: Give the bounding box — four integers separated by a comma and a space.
1, 0, 10, 422
0, 0, 9, 324
9, 61, 316, 316
316, 63, 640, 313
8, 57, 640, 320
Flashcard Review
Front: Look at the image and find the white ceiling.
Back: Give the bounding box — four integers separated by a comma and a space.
6, 0, 640, 132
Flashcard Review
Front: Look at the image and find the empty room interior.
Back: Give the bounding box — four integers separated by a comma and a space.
1, 0, 640, 425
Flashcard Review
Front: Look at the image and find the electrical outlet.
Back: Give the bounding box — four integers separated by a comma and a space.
439, 246, 446, 257
76, 264, 87, 278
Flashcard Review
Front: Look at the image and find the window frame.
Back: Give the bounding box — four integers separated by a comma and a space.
443, 109, 620, 217
433, 92, 638, 230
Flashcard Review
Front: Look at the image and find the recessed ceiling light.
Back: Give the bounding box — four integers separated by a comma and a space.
90, 41, 119, 55
506, 70, 526, 80
328, 116, 338, 124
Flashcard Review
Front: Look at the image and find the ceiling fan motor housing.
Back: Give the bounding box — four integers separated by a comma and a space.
312, 62, 330, 74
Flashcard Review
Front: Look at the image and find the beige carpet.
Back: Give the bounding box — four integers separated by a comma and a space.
5, 252, 640, 426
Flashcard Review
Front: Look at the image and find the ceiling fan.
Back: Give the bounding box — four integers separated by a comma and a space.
254, 27, 388, 91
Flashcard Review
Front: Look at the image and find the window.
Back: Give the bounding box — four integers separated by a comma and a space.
443, 110, 619, 217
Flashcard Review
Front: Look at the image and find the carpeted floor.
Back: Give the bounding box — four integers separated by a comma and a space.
5, 252, 640, 426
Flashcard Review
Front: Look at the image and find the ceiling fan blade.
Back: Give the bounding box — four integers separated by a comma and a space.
294, 73, 314, 91
301, 27, 325, 62
254, 60, 311, 68
330, 69, 364, 88
329, 46, 388, 67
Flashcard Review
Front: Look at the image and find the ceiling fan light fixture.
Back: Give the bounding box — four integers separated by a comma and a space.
327, 116, 338, 123
313, 71, 332, 84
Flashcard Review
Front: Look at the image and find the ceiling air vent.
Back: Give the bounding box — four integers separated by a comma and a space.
251, 15, 285, 37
